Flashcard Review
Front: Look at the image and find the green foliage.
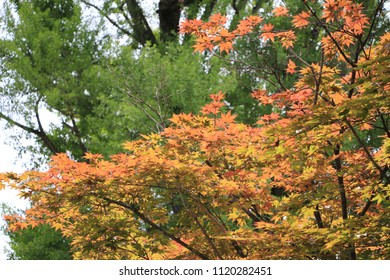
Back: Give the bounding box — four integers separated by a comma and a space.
1, 203, 72, 260
6, 224, 73, 260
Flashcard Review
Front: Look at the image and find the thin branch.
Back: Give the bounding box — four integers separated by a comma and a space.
107, 65, 166, 132
377, 109, 390, 138
302, 0, 356, 67
80, 0, 133, 38
0, 106, 59, 155
102, 196, 210, 260
360, 0, 386, 52
344, 118, 388, 182
178, 190, 224, 260
186, 190, 247, 258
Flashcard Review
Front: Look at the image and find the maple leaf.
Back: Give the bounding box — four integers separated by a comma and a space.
343, 3, 369, 35
359, 123, 373, 131
193, 36, 214, 53
218, 111, 236, 124
260, 24, 275, 42
261, 112, 281, 124
272, 6, 289, 17
246, 15, 263, 25
209, 13, 227, 25
292, 11, 311, 28
234, 16, 263, 36
210, 91, 225, 102
179, 19, 203, 34
219, 28, 235, 41
235, 21, 252, 36
286, 59, 297, 74
219, 41, 233, 54
331, 92, 346, 105
322, 0, 344, 22
83, 153, 104, 162
276, 30, 296, 49
251, 89, 273, 105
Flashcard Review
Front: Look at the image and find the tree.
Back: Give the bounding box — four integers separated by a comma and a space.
0, 0, 245, 258
2, 0, 389, 260
0, 0, 249, 165
78, 0, 269, 46
0, 0, 112, 163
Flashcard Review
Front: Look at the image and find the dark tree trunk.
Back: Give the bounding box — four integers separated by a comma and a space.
158, 0, 181, 42
126, 0, 157, 46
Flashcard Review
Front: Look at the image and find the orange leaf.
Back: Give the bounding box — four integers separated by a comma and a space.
210, 91, 225, 102
276, 31, 296, 49
272, 6, 289, 17
332, 92, 346, 105
292, 11, 310, 28
360, 123, 373, 131
219, 41, 233, 53
209, 13, 227, 25
286, 59, 297, 74
260, 24, 275, 42
219, 111, 236, 124
193, 36, 214, 53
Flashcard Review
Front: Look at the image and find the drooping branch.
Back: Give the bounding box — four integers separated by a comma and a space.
0, 108, 59, 155
102, 196, 210, 260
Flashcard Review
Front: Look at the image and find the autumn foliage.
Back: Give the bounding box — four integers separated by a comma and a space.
1, 0, 389, 259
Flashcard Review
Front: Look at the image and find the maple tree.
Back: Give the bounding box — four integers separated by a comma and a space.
0, 0, 261, 259
1, 0, 389, 259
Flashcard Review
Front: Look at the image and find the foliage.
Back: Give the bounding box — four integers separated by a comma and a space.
0, 0, 250, 259
1, 0, 389, 260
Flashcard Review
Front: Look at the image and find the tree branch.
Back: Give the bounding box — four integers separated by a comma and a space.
344, 118, 389, 182
360, 0, 386, 52
80, 0, 133, 38
102, 196, 210, 260
333, 144, 348, 220
302, 0, 356, 67
178, 190, 224, 260
0, 108, 59, 155
314, 204, 324, 228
